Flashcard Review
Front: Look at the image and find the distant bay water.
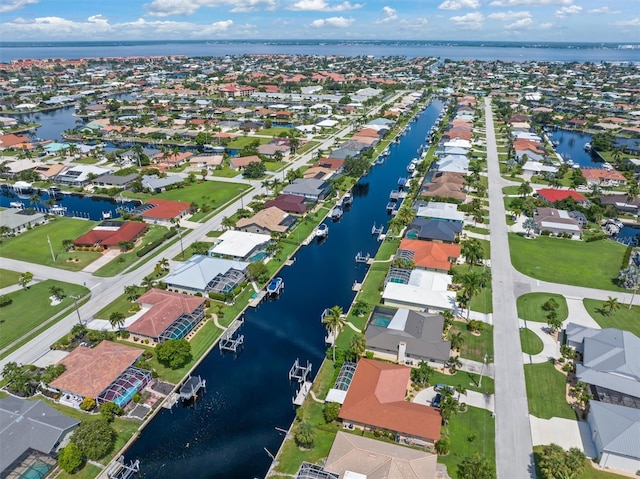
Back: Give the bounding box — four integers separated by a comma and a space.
1, 40, 639, 63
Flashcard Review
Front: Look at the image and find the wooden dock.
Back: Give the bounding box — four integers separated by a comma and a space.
249, 291, 266, 307
161, 392, 179, 409
293, 381, 312, 406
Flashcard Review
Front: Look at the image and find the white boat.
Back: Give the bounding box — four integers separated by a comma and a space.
407, 163, 416, 173
602, 162, 613, 171
9, 201, 25, 209
102, 211, 112, 219
12, 181, 33, 197
342, 192, 353, 207
316, 223, 329, 238
49, 204, 67, 216
584, 142, 592, 152
331, 207, 343, 220
266, 277, 284, 296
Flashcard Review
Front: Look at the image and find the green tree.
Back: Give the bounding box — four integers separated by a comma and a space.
518, 181, 533, 197
537, 443, 586, 479
461, 238, 484, 268
410, 360, 434, 387
246, 261, 269, 284
323, 402, 341, 423
124, 285, 140, 302
602, 296, 620, 316
48, 285, 64, 300
155, 339, 192, 369
523, 217, 537, 237
348, 333, 367, 360
191, 241, 211, 255
72, 419, 116, 461
448, 355, 462, 374
294, 420, 315, 449
100, 401, 124, 422
459, 269, 490, 321
546, 310, 563, 333
343, 155, 370, 177
449, 331, 464, 352
323, 306, 346, 362
434, 435, 450, 455
57, 442, 84, 474
18, 272, 33, 289
440, 394, 460, 425
457, 453, 496, 479
221, 216, 236, 230
243, 161, 266, 178
80, 397, 96, 411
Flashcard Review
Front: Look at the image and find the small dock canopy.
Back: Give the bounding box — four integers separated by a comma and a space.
179, 375, 205, 400
290, 358, 313, 406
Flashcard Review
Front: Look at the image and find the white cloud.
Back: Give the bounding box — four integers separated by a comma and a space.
614, 17, 640, 26
287, 0, 362, 11
489, 0, 571, 6
397, 16, 430, 29
449, 11, 484, 29
505, 17, 533, 29
309, 16, 354, 27
1, 15, 239, 40
374, 6, 398, 24
0, 0, 37, 13
145, 0, 276, 17
438, 0, 480, 10
555, 5, 581, 18
538, 22, 553, 29
488, 10, 532, 20
588, 6, 620, 14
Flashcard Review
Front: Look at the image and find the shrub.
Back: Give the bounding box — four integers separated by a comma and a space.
58, 442, 84, 474
80, 397, 96, 411
435, 435, 450, 455
540, 230, 551, 236
72, 419, 116, 461
323, 402, 341, 423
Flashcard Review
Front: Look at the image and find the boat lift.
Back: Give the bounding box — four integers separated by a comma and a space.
289, 358, 313, 406
371, 223, 384, 235
355, 251, 371, 263
219, 316, 245, 353
106, 456, 140, 479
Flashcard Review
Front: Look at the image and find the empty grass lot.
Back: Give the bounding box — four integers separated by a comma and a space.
0, 269, 20, 288
0, 217, 99, 270
0, 280, 90, 353
517, 293, 569, 323
524, 361, 575, 420
509, 233, 627, 291
452, 265, 493, 315
583, 299, 640, 337
449, 322, 494, 363
520, 328, 544, 355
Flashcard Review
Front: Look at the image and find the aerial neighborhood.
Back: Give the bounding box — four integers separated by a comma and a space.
0, 52, 638, 479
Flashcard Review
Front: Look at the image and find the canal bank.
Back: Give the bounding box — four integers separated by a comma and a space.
122, 100, 443, 479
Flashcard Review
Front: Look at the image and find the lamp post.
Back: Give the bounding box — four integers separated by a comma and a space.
479, 353, 488, 388
70, 295, 82, 325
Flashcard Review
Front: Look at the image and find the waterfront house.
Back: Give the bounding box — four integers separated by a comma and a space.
0, 397, 79, 478
208, 230, 271, 261
522, 161, 559, 178
92, 173, 138, 190
55, 164, 112, 187
587, 401, 640, 475
536, 188, 590, 207
236, 206, 296, 235
0, 209, 47, 235
365, 307, 451, 366
264, 194, 308, 214
281, 178, 331, 201
0, 133, 30, 150
514, 139, 545, 162
397, 239, 461, 272
128, 288, 206, 343
322, 432, 438, 479
73, 221, 147, 250
581, 168, 627, 187
599, 194, 640, 214
382, 269, 456, 313
163, 255, 249, 295
405, 218, 463, 243
533, 207, 582, 238
414, 201, 465, 223
140, 174, 184, 193
338, 359, 441, 446
49, 341, 151, 408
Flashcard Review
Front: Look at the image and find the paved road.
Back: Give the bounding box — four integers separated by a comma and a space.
0, 91, 405, 371
484, 98, 536, 479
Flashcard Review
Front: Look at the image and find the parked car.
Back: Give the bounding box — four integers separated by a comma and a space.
434, 383, 455, 394
431, 393, 442, 408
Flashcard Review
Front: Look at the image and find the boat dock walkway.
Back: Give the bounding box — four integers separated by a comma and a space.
289, 358, 313, 407
219, 316, 245, 353
249, 291, 266, 307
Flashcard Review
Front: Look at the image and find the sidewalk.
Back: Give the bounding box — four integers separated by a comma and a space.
519, 319, 559, 364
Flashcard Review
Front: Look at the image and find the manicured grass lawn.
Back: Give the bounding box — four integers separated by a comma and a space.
502, 185, 522, 196
57, 463, 103, 479
517, 293, 568, 323
208, 166, 241, 178
428, 369, 495, 395
476, 238, 491, 260
524, 361, 575, 420
509, 233, 626, 291
297, 140, 320, 155
533, 447, 629, 479
93, 225, 170, 277
257, 127, 290, 137
465, 226, 489, 235
0, 268, 20, 288
0, 217, 100, 270
438, 405, 496, 477
0, 280, 90, 352
520, 328, 544, 355
583, 299, 640, 337
449, 322, 494, 363
226, 136, 271, 149
451, 265, 493, 314
125, 181, 250, 211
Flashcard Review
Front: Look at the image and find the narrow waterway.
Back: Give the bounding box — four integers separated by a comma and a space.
124, 100, 444, 479
549, 129, 602, 168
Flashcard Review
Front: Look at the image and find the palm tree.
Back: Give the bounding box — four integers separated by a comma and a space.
440, 395, 459, 425
348, 334, 367, 361
109, 311, 126, 335
459, 270, 487, 321
124, 285, 140, 302
322, 305, 346, 362
48, 285, 64, 301
395, 205, 416, 226
141, 275, 156, 291
455, 383, 467, 401
461, 238, 484, 269
448, 355, 462, 374
221, 216, 236, 230
449, 332, 464, 352
261, 179, 271, 194
523, 217, 537, 237
159, 258, 170, 271
517, 181, 533, 197
602, 296, 620, 316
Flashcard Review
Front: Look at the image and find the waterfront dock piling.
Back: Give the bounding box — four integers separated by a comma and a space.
289, 359, 313, 407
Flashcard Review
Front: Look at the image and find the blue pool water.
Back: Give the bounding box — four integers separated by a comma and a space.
372, 315, 392, 328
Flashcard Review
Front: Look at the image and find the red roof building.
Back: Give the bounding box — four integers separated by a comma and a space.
264, 194, 308, 214
73, 221, 147, 249
0, 133, 30, 149
536, 188, 589, 206
129, 288, 206, 343
398, 239, 461, 272
141, 199, 191, 222
338, 359, 441, 445
229, 155, 261, 171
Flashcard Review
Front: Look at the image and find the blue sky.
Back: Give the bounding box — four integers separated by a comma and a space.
0, 0, 638, 43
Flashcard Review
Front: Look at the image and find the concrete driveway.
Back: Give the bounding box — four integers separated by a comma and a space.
529, 416, 597, 459
414, 387, 495, 413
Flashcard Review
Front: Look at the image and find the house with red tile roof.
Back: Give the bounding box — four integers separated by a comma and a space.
139, 199, 191, 224
338, 359, 441, 446
397, 239, 461, 272
229, 155, 261, 171
536, 188, 590, 207
581, 168, 627, 187
0, 133, 30, 150
264, 194, 308, 214
49, 341, 150, 408
514, 138, 545, 162
73, 221, 147, 249
152, 151, 193, 167
128, 288, 206, 343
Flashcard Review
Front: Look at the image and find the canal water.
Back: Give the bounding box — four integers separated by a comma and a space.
124, 100, 444, 479
549, 129, 604, 168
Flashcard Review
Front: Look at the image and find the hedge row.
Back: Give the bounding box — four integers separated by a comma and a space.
136, 229, 178, 257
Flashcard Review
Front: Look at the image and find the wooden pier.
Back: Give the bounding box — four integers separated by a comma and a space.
161, 392, 179, 409
219, 316, 245, 353
249, 291, 266, 307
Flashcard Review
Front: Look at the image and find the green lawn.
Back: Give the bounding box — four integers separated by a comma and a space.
524, 361, 575, 420
225, 136, 271, 149
465, 226, 490, 235
533, 447, 629, 479
0, 281, 90, 353
517, 293, 569, 323
449, 322, 494, 363
451, 265, 493, 314
428, 369, 495, 395
502, 185, 522, 196
438, 405, 496, 477
583, 299, 640, 337
257, 127, 291, 137
520, 328, 544, 355
57, 463, 103, 479
297, 140, 320, 155
509, 233, 627, 291
208, 166, 241, 178
0, 217, 100, 270
0, 269, 20, 288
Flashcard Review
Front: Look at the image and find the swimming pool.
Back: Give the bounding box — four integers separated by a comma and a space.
249, 251, 268, 262
372, 314, 392, 328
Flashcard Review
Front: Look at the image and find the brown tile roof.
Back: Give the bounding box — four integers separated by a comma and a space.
236, 206, 290, 233
73, 222, 147, 247
581, 168, 627, 183
264, 194, 307, 214
229, 155, 261, 168
142, 199, 191, 220
338, 359, 441, 442
0, 134, 30, 148
399, 239, 461, 271
49, 341, 142, 399
130, 288, 204, 338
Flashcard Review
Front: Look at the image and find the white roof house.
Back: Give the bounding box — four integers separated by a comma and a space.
382, 269, 456, 313
435, 155, 470, 174
208, 230, 271, 261
415, 202, 465, 223
55, 164, 112, 186
164, 255, 249, 294
522, 160, 559, 175
587, 401, 640, 475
